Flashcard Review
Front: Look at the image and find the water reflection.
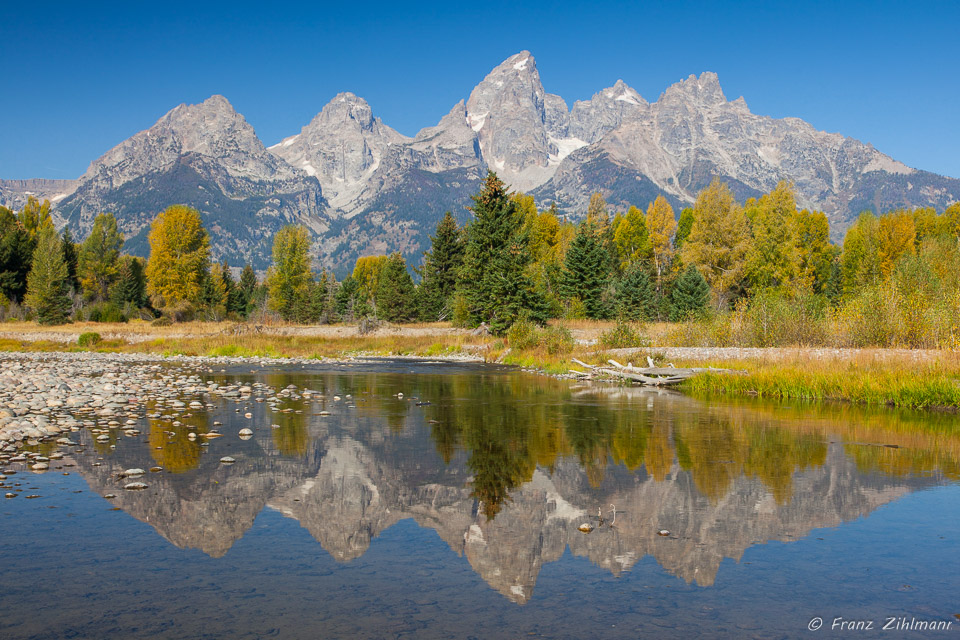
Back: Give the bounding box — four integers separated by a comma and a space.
64, 366, 956, 603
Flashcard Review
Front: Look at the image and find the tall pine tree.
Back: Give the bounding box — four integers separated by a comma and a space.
376, 253, 416, 322
616, 263, 655, 321
0, 206, 34, 302
560, 221, 611, 319
61, 228, 80, 294
458, 172, 545, 334
25, 226, 72, 325
112, 256, 148, 309
418, 212, 464, 321
669, 265, 710, 321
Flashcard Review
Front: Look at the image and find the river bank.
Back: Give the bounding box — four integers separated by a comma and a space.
1, 321, 958, 412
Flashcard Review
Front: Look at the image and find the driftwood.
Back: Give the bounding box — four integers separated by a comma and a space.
570, 358, 741, 387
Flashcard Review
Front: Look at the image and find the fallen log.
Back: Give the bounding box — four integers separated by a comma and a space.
571, 357, 741, 386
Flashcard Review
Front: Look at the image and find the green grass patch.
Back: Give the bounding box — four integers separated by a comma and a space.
682, 362, 960, 411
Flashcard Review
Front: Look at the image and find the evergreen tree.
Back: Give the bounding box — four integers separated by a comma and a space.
824, 259, 843, 307
335, 275, 361, 320
200, 262, 228, 319
25, 226, 71, 325
239, 265, 258, 317
266, 225, 313, 322
669, 265, 710, 321
376, 253, 416, 322
0, 206, 34, 302
78, 212, 124, 302
560, 221, 611, 319
112, 255, 148, 309
616, 263, 655, 321
61, 228, 80, 293
458, 172, 546, 334
418, 212, 464, 321
309, 270, 329, 322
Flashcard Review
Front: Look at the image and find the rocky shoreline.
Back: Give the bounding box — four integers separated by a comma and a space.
0, 350, 485, 486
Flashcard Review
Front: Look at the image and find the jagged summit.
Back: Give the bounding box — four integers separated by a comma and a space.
660, 71, 727, 106
270, 91, 408, 209
3, 50, 956, 271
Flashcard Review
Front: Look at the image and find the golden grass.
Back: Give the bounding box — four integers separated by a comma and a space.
679, 351, 960, 410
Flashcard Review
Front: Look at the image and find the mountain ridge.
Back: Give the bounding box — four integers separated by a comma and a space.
2, 51, 957, 270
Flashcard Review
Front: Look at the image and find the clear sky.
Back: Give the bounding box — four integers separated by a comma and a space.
2, 0, 957, 180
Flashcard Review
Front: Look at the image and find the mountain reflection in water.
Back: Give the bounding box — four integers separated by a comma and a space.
64, 365, 956, 604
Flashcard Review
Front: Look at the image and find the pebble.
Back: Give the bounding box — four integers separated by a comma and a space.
124, 482, 148, 490
219, 456, 236, 464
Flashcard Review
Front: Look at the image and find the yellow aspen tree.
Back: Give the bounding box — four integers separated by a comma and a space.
145, 205, 211, 306
645, 195, 676, 293
877, 209, 916, 277
681, 179, 751, 309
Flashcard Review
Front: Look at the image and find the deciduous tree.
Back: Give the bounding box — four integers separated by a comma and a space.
681, 179, 751, 308
265, 225, 313, 322
78, 213, 124, 302
146, 205, 211, 306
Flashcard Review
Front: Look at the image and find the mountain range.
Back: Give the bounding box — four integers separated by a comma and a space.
2, 51, 957, 271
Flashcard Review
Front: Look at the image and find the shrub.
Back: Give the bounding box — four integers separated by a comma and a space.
732, 291, 829, 347
541, 324, 575, 355
151, 316, 172, 327
86, 302, 127, 323
563, 297, 587, 320
599, 320, 649, 349
506, 315, 540, 350
77, 332, 102, 347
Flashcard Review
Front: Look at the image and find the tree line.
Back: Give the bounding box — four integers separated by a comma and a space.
3, 174, 959, 344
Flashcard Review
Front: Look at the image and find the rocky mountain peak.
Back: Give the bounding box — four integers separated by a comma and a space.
270, 92, 408, 209
464, 51, 558, 191
660, 71, 727, 106
568, 79, 647, 143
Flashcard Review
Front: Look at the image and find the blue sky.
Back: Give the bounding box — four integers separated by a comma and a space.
2, 0, 957, 180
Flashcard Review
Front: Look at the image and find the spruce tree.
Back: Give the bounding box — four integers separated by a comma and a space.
376, 253, 416, 322
25, 227, 72, 325
61, 228, 80, 293
824, 259, 843, 307
418, 212, 464, 321
458, 172, 546, 334
239, 265, 258, 317
560, 221, 611, 319
0, 206, 34, 302
669, 265, 710, 321
616, 263, 655, 321
112, 256, 148, 309
335, 276, 363, 321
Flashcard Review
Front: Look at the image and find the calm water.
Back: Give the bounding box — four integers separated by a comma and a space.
1, 360, 958, 639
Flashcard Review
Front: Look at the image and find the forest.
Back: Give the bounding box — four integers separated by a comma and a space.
2, 172, 959, 349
